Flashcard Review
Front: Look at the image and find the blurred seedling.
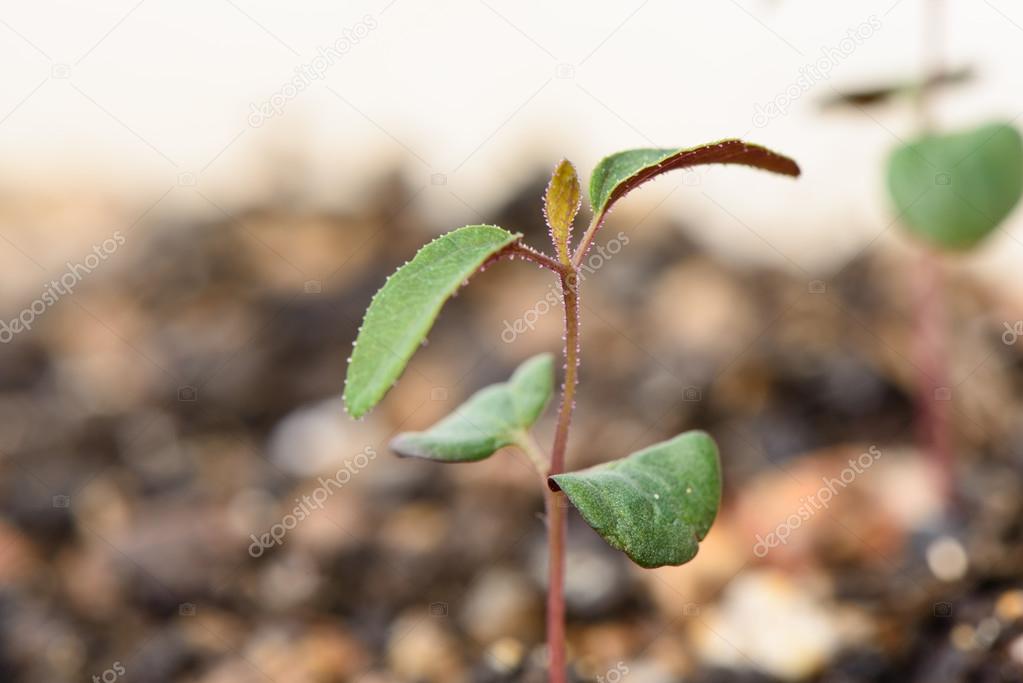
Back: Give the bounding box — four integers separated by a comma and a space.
830, 0, 1023, 504
343, 141, 800, 682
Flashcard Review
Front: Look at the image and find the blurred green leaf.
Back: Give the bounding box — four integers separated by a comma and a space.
589, 140, 800, 220
549, 431, 721, 568
344, 225, 521, 418
545, 159, 581, 265
887, 122, 1023, 250
391, 353, 554, 462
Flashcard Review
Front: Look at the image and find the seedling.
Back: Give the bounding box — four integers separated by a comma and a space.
344, 140, 800, 682
880, 0, 1023, 501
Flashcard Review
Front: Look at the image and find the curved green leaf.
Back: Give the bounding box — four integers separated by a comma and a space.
344, 225, 521, 417
589, 140, 801, 221
549, 431, 721, 568
887, 122, 1023, 250
390, 353, 554, 462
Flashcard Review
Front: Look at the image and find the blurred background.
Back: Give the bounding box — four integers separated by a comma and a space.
2, 0, 1023, 681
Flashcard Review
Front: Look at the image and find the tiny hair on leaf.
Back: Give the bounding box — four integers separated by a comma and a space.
344, 225, 521, 418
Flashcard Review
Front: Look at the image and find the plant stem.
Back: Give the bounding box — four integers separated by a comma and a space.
516, 430, 550, 483
505, 241, 565, 273
546, 269, 580, 683
551, 274, 580, 474
912, 0, 953, 503
916, 0, 944, 135
544, 486, 567, 683
914, 247, 953, 500
572, 216, 603, 269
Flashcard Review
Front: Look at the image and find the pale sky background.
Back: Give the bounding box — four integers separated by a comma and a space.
2, 0, 1023, 293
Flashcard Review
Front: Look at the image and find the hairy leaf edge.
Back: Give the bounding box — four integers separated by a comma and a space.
343, 226, 522, 418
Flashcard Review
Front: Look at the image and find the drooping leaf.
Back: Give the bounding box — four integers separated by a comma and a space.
344, 225, 521, 418
545, 159, 581, 265
588, 140, 800, 221
887, 122, 1023, 250
390, 353, 554, 462
549, 430, 721, 568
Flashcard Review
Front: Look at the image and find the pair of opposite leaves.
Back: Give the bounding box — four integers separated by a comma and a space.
341, 141, 800, 568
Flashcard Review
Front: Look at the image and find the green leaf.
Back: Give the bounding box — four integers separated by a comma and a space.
589, 140, 800, 220
344, 225, 521, 418
887, 122, 1023, 250
545, 159, 581, 265
549, 431, 721, 568
390, 353, 554, 462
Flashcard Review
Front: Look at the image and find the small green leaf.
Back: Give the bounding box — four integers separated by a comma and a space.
589, 140, 800, 221
391, 353, 554, 462
545, 159, 581, 265
887, 122, 1023, 250
549, 431, 721, 568
344, 225, 521, 418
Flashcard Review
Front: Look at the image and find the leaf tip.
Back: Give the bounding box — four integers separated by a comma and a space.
389, 433, 418, 458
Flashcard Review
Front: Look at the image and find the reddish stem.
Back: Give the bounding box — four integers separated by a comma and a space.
911, 0, 953, 503
546, 269, 580, 683
914, 248, 953, 501
572, 215, 604, 270
545, 487, 567, 683
504, 241, 565, 273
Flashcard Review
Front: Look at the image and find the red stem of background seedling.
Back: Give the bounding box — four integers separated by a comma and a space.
546, 269, 579, 683
912, 0, 954, 503
914, 248, 952, 500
